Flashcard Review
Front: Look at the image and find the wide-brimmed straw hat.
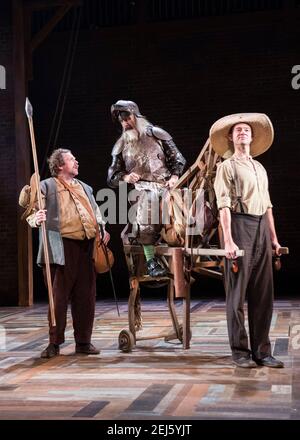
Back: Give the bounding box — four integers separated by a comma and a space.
209, 113, 274, 158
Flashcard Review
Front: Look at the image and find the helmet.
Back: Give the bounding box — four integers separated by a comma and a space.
111, 100, 144, 122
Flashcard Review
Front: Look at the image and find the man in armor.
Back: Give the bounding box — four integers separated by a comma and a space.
107, 100, 186, 277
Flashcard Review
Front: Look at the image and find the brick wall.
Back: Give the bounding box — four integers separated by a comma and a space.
3, 7, 298, 300
0, 1, 18, 306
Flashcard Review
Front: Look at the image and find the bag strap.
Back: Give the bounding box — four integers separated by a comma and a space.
230, 159, 245, 213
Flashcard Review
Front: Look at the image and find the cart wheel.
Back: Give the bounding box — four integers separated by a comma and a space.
178, 324, 192, 343
118, 329, 135, 353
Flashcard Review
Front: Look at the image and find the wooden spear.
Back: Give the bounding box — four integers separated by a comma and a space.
25, 98, 56, 327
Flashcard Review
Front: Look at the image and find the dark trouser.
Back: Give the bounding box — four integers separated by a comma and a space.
224, 213, 273, 361
43, 238, 96, 345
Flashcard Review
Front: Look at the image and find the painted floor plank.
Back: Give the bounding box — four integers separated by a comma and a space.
0, 299, 298, 420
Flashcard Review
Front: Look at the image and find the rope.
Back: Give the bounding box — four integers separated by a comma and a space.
41, 5, 82, 177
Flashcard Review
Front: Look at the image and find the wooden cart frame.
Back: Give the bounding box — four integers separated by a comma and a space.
118, 140, 288, 352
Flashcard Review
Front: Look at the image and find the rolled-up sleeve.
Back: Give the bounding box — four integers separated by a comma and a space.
95, 204, 106, 226
264, 168, 273, 209
25, 193, 46, 228
214, 161, 233, 210
26, 212, 39, 228
265, 188, 273, 209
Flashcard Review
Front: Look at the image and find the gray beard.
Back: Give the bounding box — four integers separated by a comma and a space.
122, 128, 139, 148
112, 118, 151, 155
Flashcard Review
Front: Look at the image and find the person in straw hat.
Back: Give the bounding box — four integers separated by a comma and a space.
211, 113, 284, 368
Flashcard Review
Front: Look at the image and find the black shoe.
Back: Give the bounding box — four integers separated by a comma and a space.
233, 356, 257, 368
253, 355, 284, 368
41, 343, 60, 359
146, 257, 167, 277
75, 343, 100, 355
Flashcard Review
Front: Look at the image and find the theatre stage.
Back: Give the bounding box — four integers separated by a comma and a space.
0, 298, 299, 420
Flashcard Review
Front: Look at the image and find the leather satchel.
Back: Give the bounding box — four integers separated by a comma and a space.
58, 178, 114, 274
93, 229, 114, 274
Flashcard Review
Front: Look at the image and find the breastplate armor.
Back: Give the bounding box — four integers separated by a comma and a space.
122, 133, 171, 183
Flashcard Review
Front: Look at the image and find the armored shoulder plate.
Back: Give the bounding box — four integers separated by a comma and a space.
111, 138, 124, 155
147, 125, 173, 141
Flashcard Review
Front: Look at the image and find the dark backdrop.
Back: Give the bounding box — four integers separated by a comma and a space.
13, 1, 300, 300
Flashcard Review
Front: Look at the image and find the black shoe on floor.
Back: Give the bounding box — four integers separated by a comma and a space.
233, 356, 257, 368
253, 355, 284, 368
146, 257, 167, 277
41, 343, 60, 359
75, 343, 100, 355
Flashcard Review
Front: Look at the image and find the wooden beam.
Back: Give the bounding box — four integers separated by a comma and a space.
193, 267, 223, 280
123, 245, 245, 258
30, 3, 73, 52
13, 0, 33, 306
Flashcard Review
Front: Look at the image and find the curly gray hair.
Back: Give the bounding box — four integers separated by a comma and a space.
48, 148, 71, 177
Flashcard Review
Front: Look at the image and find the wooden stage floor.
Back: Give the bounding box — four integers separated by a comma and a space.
0, 298, 299, 420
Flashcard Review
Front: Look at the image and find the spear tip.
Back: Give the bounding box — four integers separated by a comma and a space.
25, 97, 33, 118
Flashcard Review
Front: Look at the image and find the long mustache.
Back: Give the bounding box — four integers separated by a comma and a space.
123, 128, 139, 144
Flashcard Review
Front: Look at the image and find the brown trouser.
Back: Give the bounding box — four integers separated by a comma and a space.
223, 213, 273, 361
43, 238, 96, 345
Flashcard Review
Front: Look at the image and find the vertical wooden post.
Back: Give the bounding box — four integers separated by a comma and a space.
13, 0, 33, 306
182, 285, 191, 350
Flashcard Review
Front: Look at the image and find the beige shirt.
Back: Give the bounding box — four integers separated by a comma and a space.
214, 154, 273, 215
27, 178, 104, 240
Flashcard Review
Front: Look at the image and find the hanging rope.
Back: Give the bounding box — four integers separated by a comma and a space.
41, 5, 82, 177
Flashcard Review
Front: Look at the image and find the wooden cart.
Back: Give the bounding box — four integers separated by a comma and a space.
119, 245, 244, 352
118, 139, 289, 352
